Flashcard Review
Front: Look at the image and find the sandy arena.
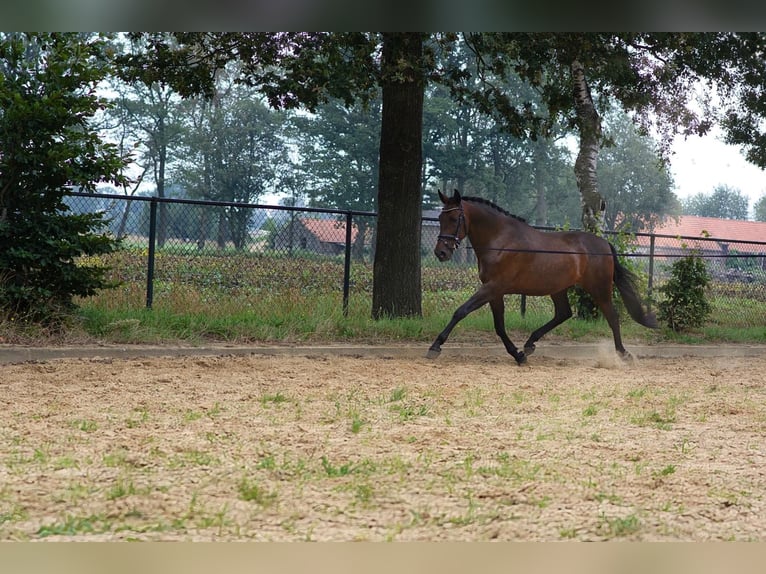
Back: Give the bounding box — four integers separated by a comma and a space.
1, 342, 765, 541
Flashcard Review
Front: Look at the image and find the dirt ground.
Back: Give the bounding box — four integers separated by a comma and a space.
1, 342, 766, 541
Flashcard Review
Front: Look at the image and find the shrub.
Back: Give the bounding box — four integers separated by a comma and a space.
657, 251, 711, 332
0, 33, 126, 324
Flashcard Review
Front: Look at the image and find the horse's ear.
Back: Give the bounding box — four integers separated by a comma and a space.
438, 189, 449, 205
453, 189, 461, 202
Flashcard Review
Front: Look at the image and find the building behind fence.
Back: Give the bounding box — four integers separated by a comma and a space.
64, 192, 766, 327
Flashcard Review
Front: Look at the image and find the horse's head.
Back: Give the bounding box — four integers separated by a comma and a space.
434, 189, 465, 262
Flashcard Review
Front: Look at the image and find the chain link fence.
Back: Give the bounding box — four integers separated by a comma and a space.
65, 192, 766, 327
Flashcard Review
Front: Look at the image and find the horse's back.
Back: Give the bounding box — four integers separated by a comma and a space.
481, 228, 614, 296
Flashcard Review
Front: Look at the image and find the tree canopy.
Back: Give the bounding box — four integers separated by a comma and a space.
8, 32, 766, 324
682, 185, 750, 220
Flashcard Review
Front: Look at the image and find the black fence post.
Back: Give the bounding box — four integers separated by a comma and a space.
647, 234, 656, 311
342, 211, 353, 316
146, 198, 158, 309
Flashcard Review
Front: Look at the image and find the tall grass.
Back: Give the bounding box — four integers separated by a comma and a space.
3, 247, 764, 345
69, 280, 672, 347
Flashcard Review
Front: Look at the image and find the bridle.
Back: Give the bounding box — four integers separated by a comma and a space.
437, 203, 465, 250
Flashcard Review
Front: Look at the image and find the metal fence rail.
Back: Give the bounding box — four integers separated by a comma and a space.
64, 192, 766, 326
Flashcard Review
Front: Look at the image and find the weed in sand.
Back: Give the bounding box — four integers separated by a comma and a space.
52, 456, 79, 470
107, 478, 138, 500
183, 409, 203, 422
389, 386, 407, 403
238, 478, 278, 507
55, 482, 98, 505
168, 449, 217, 469
654, 464, 677, 478
70, 419, 98, 433
600, 512, 641, 538
103, 449, 129, 468
349, 412, 365, 434
391, 402, 429, 422
261, 392, 290, 406
36, 514, 111, 538
583, 403, 599, 417
632, 410, 676, 430
353, 482, 374, 505
257, 454, 277, 471
196, 504, 233, 536
559, 526, 578, 539
0, 502, 28, 527
321, 455, 356, 477
126, 408, 149, 428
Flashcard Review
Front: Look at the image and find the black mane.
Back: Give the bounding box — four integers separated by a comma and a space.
461, 196, 526, 223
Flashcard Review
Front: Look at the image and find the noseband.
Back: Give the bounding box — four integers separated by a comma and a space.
438, 204, 465, 249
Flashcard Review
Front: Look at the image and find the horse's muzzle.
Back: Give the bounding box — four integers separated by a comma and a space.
434, 242, 454, 262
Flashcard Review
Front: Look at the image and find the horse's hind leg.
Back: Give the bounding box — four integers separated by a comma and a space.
597, 298, 629, 358
522, 290, 572, 355
490, 297, 526, 365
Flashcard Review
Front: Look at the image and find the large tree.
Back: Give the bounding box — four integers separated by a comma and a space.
116, 32, 428, 318
458, 33, 766, 231
718, 32, 766, 169
372, 33, 426, 318
0, 33, 128, 322
116, 32, 766, 316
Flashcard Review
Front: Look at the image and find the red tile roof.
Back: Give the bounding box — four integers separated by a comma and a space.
652, 215, 766, 244
300, 218, 358, 244
641, 215, 766, 254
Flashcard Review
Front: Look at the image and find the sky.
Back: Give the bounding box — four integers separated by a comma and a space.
668, 128, 766, 216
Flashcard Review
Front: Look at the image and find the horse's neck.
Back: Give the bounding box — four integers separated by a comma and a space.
466, 204, 523, 245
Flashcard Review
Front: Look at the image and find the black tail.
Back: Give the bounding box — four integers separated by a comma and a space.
610, 243, 658, 329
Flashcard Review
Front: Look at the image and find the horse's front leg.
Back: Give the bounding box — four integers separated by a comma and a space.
523, 290, 572, 356
427, 287, 490, 359
489, 297, 526, 365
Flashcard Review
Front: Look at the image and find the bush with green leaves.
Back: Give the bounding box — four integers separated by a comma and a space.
657, 251, 711, 332
0, 33, 126, 323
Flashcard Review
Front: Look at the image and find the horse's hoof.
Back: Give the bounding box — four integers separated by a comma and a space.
515, 352, 527, 366
426, 348, 441, 360
523, 344, 536, 356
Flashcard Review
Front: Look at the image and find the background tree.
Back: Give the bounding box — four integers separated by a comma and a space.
598, 106, 679, 231
423, 69, 578, 226
0, 33, 128, 322
111, 34, 187, 248
456, 33, 766, 232
682, 185, 750, 220
115, 32, 766, 318
290, 96, 381, 213
289, 95, 381, 260
754, 195, 766, 222
175, 73, 288, 250
718, 32, 766, 168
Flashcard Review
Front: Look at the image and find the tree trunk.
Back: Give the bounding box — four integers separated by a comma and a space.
156, 115, 168, 248
372, 33, 426, 319
532, 140, 548, 226
571, 59, 605, 233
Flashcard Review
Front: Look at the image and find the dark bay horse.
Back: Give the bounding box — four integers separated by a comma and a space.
428, 190, 657, 364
